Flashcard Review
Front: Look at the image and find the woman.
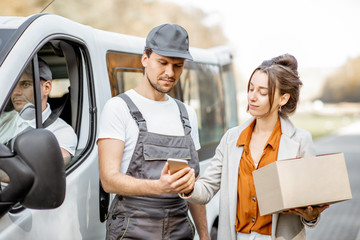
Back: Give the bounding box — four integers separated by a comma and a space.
182, 54, 328, 240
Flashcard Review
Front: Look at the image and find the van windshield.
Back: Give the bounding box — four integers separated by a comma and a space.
0, 14, 42, 66
0, 29, 17, 51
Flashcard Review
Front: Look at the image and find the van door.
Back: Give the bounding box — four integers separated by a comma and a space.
0, 35, 103, 239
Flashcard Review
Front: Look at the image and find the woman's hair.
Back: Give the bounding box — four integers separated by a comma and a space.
247, 53, 303, 118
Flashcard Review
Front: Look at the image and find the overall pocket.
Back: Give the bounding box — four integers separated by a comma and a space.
142, 143, 191, 179
106, 215, 129, 240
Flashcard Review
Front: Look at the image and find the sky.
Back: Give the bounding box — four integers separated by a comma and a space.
168, 0, 360, 79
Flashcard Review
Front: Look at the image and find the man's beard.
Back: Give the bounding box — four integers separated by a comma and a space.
146, 73, 175, 94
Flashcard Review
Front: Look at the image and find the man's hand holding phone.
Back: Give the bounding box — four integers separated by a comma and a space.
157, 158, 195, 195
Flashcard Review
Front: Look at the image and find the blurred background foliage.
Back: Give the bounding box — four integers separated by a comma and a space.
320, 56, 360, 103
0, 0, 227, 48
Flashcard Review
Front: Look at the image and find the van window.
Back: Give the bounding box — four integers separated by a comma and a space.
106, 51, 226, 160
106, 51, 180, 99
221, 63, 238, 129
0, 39, 95, 193
106, 52, 144, 96
181, 62, 225, 160
0, 29, 17, 51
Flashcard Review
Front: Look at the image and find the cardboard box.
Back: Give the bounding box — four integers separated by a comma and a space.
252, 152, 352, 216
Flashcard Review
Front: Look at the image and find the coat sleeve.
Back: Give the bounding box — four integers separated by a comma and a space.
181, 129, 232, 204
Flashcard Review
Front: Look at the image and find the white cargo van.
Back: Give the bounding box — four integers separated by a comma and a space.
0, 13, 238, 239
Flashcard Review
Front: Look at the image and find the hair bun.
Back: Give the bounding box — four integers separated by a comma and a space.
272, 54, 298, 73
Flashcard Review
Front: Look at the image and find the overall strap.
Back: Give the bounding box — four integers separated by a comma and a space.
118, 93, 147, 132
174, 99, 192, 135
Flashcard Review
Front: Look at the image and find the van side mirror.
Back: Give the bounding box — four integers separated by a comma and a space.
0, 129, 66, 217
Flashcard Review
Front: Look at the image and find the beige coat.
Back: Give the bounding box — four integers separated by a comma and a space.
185, 117, 317, 240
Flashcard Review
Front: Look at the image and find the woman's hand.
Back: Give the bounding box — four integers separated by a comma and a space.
282, 205, 329, 221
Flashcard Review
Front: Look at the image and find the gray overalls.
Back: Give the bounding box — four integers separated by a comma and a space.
106, 93, 200, 240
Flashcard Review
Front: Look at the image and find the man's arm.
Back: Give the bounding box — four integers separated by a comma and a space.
98, 138, 195, 196
0, 170, 9, 183
189, 202, 210, 240
60, 148, 72, 165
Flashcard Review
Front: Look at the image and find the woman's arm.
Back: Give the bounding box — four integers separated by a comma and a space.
181, 129, 232, 204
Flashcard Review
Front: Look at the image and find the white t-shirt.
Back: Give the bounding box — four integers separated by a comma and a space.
0, 103, 77, 156
98, 89, 200, 174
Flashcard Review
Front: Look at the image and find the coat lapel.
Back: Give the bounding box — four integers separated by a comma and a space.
278, 117, 300, 161
227, 119, 252, 237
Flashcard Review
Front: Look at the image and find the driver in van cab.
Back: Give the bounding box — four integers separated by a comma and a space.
0, 59, 77, 163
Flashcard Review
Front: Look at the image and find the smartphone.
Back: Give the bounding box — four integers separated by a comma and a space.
167, 158, 189, 174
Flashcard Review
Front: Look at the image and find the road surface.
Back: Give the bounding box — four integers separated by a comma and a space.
307, 122, 360, 240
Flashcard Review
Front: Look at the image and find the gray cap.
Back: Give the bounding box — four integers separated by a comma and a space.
145, 24, 193, 61
24, 58, 53, 81
38, 58, 52, 81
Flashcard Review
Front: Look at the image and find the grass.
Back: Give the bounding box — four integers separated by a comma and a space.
290, 113, 360, 139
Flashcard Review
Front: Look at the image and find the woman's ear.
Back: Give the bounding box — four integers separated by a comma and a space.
280, 93, 290, 106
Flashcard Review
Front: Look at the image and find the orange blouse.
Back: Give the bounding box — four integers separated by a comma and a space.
235, 118, 282, 235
